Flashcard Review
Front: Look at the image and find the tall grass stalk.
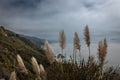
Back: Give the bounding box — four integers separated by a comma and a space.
84, 25, 91, 59
59, 30, 66, 58
74, 32, 81, 63
97, 38, 108, 79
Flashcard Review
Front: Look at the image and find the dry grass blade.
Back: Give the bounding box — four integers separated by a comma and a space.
9, 71, 16, 80
44, 40, 54, 64
31, 57, 40, 78
17, 54, 28, 74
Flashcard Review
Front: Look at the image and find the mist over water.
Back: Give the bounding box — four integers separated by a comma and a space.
51, 42, 120, 67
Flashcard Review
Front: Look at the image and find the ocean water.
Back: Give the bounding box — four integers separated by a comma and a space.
51, 42, 120, 67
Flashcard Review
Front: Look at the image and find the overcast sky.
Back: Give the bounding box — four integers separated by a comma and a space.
0, 0, 120, 42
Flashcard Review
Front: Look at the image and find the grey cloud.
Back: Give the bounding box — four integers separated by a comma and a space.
0, 0, 120, 41
0, 0, 41, 9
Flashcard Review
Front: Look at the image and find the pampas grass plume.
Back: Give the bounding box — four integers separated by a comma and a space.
84, 25, 91, 58
9, 71, 16, 80
98, 39, 108, 64
31, 57, 40, 77
59, 30, 66, 49
39, 64, 45, 73
74, 32, 81, 51
39, 64, 46, 80
44, 40, 55, 64
84, 25, 90, 47
17, 54, 28, 74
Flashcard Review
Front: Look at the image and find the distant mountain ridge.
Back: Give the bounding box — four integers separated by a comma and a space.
20, 34, 58, 48
20, 35, 45, 48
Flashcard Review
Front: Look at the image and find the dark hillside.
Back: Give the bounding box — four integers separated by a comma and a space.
0, 26, 49, 80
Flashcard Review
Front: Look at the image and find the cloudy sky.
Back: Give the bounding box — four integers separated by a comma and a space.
0, 0, 120, 42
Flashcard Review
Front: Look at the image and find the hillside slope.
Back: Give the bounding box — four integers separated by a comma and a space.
0, 26, 49, 80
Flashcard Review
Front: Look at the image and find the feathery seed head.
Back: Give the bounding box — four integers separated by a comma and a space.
39, 64, 47, 80
44, 40, 55, 64
98, 39, 108, 64
44, 40, 49, 50
9, 71, 16, 80
17, 54, 28, 74
84, 25, 90, 47
74, 32, 81, 51
59, 30, 66, 49
31, 57, 40, 76
39, 64, 45, 73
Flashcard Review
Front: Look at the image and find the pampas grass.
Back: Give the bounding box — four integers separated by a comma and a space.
74, 32, 81, 51
17, 54, 28, 74
44, 40, 54, 64
39, 64, 46, 80
84, 25, 91, 58
31, 57, 41, 79
9, 71, 16, 80
73, 32, 81, 62
98, 39, 108, 64
97, 38, 108, 79
104, 38, 107, 54
98, 41, 104, 64
31, 57, 47, 80
59, 30, 66, 54
40, 64, 45, 74
1, 26, 120, 80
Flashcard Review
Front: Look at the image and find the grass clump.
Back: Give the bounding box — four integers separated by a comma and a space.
0, 26, 120, 80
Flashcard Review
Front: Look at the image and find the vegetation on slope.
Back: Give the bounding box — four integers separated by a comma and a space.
0, 26, 120, 80
0, 26, 49, 80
